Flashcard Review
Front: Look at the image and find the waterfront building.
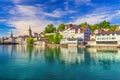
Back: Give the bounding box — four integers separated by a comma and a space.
87, 33, 96, 46
4, 30, 17, 44
60, 24, 91, 45
33, 32, 39, 40
60, 38, 78, 47
16, 27, 41, 44
16, 35, 29, 44
88, 29, 120, 47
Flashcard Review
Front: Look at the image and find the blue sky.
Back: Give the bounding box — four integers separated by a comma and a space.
0, 0, 120, 37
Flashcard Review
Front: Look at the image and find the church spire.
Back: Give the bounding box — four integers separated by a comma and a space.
10, 30, 13, 38
28, 26, 32, 37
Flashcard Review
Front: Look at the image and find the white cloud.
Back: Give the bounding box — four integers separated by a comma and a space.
0, 19, 7, 22
70, 7, 120, 25
41, 9, 66, 18
8, 5, 63, 36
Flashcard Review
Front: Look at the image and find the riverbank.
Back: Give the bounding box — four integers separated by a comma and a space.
86, 45, 119, 48
0, 43, 18, 45
1, 43, 120, 48
46, 44, 86, 48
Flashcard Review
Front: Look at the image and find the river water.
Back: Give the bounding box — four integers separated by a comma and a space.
0, 45, 120, 80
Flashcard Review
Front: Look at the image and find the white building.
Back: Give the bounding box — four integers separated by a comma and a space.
87, 33, 96, 46
88, 30, 120, 47
16, 35, 29, 44
60, 38, 78, 47
60, 24, 91, 45
4, 37, 17, 44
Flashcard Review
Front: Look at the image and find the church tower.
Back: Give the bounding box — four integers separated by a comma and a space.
10, 30, 13, 38
28, 26, 32, 37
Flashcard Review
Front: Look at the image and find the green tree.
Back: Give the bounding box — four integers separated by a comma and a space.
44, 33, 62, 44
80, 22, 89, 27
44, 34, 54, 43
27, 38, 34, 45
54, 33, 62, 44
109, 25, 119, 31
57, 24, 66, 31
89, 24, 98, 32
97, 20, 110, 29
44, 24, 56, 33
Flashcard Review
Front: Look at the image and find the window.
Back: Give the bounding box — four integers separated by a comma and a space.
112, 37, 116, 39
112, 33, 115, 36
97, 34, 100, 36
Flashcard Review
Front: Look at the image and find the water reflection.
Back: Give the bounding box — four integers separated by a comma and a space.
1, 45, 120, 80
60, 47, 85, 65
1, 45, 120, 67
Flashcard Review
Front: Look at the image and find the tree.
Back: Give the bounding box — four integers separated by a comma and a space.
57, 24, 66, 31
54, 33, 62, 44
109, 25, 119, 31
44, 33, 62, 44
89, 24, 98, 32
97, 20, 110, 29
44, 34, 54, 43
87, 20, 112, 31
27, 38, 34, 45
80, 22, 89, 27
44, 24, 56, 33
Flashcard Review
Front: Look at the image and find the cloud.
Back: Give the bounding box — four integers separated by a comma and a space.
0, 19, 7, 23
2, 0, 120, 37
8, 5, 64, 36
7, 4, 79, 36
70, 7, 120, 25
41, 9, 66, 18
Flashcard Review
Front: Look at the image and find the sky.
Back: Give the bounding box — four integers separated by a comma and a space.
0, 0, 120, 37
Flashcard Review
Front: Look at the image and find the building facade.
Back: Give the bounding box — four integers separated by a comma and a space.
88, 30, 120, 46
60, 24, 91, 45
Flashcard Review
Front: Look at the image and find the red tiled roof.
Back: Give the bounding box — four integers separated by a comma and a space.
64, 24, 89, 33
97, 30, 120, 34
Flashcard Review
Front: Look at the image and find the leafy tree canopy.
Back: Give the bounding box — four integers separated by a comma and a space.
97, 20, 110, 29
57, 24, 66, 31
42, 20, 119, 34
44, 33, 62, 44
80, 22, 89, 27
44, 24, 56, 33
27, 38, 34, 45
